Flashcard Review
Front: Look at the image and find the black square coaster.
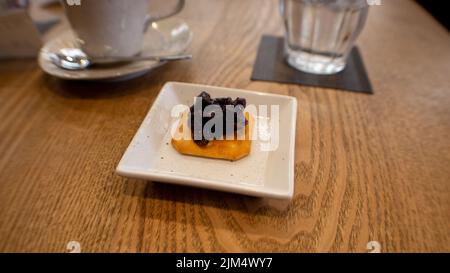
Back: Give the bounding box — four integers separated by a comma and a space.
251, 35, 373, 94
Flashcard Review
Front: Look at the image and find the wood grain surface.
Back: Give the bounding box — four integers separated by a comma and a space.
0, 0, 449, 252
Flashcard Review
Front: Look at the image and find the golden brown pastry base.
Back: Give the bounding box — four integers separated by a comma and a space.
171, 113, 252, 161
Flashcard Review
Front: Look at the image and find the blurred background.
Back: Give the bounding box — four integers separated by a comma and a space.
416, 0, 449, 30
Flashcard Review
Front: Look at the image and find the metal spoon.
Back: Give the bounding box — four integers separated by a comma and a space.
50, 48, 192, 70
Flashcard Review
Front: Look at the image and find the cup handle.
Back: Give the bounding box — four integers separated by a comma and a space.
144, 0, 185, 32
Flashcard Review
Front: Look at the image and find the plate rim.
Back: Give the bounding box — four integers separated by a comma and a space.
38, 18, 193, 81
116, 81, 298, 199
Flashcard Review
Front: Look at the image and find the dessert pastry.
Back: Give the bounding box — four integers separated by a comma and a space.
171, 92, 252, 161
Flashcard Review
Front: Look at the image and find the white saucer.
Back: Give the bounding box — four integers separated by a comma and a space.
116, 82, 298, 199
38, 17, 193, 81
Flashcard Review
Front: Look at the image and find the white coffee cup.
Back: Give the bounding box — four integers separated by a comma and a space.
62, 0, 184, 58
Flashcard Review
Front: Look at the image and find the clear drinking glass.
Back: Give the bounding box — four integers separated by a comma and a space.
280, 0, 369, 74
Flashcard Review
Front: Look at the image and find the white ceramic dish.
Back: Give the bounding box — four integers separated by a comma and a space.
38, 17, 192, 81
116, 82, 297, 199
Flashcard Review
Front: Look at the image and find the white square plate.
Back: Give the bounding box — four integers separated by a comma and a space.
116, 82, 297, 199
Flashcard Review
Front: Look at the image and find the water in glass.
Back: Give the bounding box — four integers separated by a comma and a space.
281, 0, 369, 74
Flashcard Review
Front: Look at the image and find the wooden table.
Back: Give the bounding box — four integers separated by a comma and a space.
0, 0, 449, 253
